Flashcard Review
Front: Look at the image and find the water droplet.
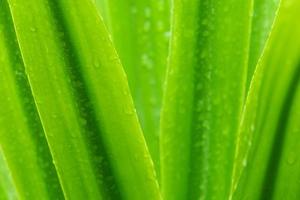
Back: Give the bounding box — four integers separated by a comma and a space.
203, 30, 209, 37
250, 124, 255, 132
200, 51, 207, 59
30, 27, 36, 32
80, 117, 87, 126
179, 106, 186, 114
203, 120, 210, 130
248, 140, 252, 147
194, 141, 203, 148
143, 21, 151, 31
157, 21, 164, 31
196, 83, 203, 90
131, 6, 137, 14
164, 31, 171, 39
242, 158, 247, 167
150, 97, 156, 105
205, 71, 211, 80
144, 7, 151, 17
121, 89, 127, 96
123, 105, 133, 115
287, 152, 297, 165
202, 19, 208, 25
15, 70, 23, 77
141, 54, 153, 69
109, 55, 119, 62
93, 60, 100, 69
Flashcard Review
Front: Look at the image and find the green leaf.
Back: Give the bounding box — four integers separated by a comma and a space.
160, 0, 253, 199
4, 0, 160, 199
0, 1, 63, 199
0, 152, 17, 200
272, 77, 300, 199
246, 0, 280, 90
93, 0, 109, 24
95, 0, 170, 173
230, 0, 300, 198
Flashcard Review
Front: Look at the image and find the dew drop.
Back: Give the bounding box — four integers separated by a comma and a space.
80, 117, 87, 126
144, 7, 151, 17
287, 152, 297, 165
242, 158, 247, 167
30, 27, 36, 32
123, 105, 134, 115
202, 19, 208, 25
250, 124, 255, 132
131, 6, 137, 14
157, 21, 164, 31
143, 21, 151, 31
93, 60, 100, 69
164, 31, 171, 39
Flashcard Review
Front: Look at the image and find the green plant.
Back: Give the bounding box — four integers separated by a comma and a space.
0, 0, 299, 199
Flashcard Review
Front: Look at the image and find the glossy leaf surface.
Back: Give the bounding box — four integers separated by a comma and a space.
160, 0, 252, 199
96, 0, 170, 173
2, 0, 161, 199
231, 0, 300, 198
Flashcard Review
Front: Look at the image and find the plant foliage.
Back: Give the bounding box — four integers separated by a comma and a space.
0, 0, 300, 199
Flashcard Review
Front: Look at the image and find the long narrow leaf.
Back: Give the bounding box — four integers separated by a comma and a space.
160, 0, 253, 199
246, 0, 280, 89
96, 0, 170, 173
0, 151, 17, 200
231, 0, 300, 198
273, 78, 300, 199
0, 1, 63, 199
6, 0, 160, 199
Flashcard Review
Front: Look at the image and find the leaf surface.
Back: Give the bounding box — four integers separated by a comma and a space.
0, 152, 17, 200
0, 1, 63, 199
231, 0, 300, 198
95, 0, 170, 173
4, 0, 161, 199
160, 0, 253, 199
246, 0, 280, 89
272, 77, 300, 199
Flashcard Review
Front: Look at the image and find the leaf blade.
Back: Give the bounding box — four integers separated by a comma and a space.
246, 0, 281, 89
231, 0, 300, 198
6, 0, 161, 199
160, 0, 253, 199
96, 0, 171, 174
0, 1, 63, 199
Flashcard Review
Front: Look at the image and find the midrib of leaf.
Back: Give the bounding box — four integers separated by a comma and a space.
246, 0, 281, 90
6, 0, 161, 199
96, 0, 170, 175
230, 0, 300, 198
0, 1, 63, 199
160, 0, 253, 199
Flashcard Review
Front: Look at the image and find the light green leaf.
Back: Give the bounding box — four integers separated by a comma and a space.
0, 151, 17, 200
273, 76, 300, 199
0, 1, 63, 199
96, 0, 170, 173
231, 0, 300, 198
160, 0, 253, 199
246, 0, 280, 89
93, 0, 109, 24
4, 0, 160, 199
